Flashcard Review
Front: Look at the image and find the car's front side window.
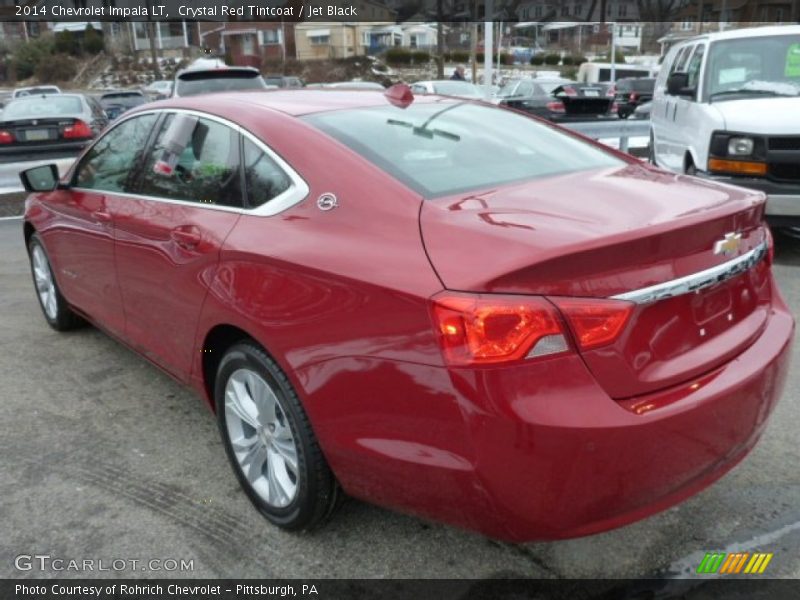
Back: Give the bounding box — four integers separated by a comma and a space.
73, 113, 158, 192
138, 113, 243, 208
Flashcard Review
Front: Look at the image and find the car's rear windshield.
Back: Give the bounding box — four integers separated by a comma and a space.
2, 96, 82, 119
431, 81, 482, 97
305, 102, 623, 197
101, 93, 146, 106
176, 71, 267, 96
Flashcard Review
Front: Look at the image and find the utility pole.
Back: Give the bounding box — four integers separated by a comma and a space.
146, 0, 161, 79
484, 0, 493, 99
436, 0, 445, 79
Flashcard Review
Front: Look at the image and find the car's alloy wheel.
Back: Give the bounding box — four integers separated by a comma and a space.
28, 233, 82, 331
215, 342, 341, 530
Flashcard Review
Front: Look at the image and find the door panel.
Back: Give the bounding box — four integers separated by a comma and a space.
40, 188, 122, 333
112, 199, 239, 379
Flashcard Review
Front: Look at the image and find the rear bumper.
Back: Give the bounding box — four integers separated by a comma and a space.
697, 173, 800, 223
468, 283, 793, 541
304, 279, 793, 542
0, 141, 90, 163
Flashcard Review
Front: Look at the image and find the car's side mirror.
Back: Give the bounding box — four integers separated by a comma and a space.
667, 72, 695, 98
20, 164, 61, 193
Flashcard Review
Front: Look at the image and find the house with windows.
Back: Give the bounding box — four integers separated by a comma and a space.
198, 23, 295, 67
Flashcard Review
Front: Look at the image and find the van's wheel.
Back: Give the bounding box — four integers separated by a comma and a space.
27, 233, 82, 331
215, 342, 341, 531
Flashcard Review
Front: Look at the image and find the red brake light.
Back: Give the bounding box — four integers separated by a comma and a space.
606, 86, 616, 97
63, 120, 92, 139
546, 101, 565, 113
0, 130, 14, 144
630, 92, 639, 102
430, 293, 568, 365
550, 298, 633, 351
610, 102, 619, 113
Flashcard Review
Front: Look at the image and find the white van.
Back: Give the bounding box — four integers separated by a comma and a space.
651, 25, 800, 226
576, 62, 653, 83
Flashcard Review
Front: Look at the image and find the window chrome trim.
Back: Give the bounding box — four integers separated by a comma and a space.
71, 107, 309, 217
611, 241, 768, 305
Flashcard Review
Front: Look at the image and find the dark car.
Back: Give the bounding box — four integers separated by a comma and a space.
613, 77, 655, 119
99, 90, 148, 121
263, 75, 304, 89
173, 66, 268, 97
0, 93, 107, 162
495, 78, 617, 121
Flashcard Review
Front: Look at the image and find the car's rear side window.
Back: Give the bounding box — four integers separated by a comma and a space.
138, 114, 243, 207
242, 137, 292, 208
305, 102, 623, 197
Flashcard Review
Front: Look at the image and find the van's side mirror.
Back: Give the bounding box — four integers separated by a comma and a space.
667, 72, 695, 98
20, 164, 60, 193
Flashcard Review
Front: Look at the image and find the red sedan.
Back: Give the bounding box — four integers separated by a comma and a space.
21, 88, 793, 541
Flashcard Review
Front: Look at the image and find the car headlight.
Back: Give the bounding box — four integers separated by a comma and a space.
728, 137, 754, 156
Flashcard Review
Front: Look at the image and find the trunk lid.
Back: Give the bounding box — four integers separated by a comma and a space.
420, 163, 771, 398
1, 117, 78, 144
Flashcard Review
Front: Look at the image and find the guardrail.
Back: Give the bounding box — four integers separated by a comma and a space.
562, 119, 651, 153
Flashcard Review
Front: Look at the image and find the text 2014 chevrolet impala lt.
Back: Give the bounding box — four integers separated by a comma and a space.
22, 88, 793, 541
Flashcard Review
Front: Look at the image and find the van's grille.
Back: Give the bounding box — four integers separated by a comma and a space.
768, 137, 800, 151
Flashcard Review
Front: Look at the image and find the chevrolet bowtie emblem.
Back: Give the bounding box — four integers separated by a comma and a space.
714, 232, 742, 256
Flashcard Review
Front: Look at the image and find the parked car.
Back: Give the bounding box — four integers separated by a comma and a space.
144, 80, 173, 100
0, 93, 107, 162
410, 80, 483, 98
264, 75, 304, 89
21, 88, 792, 541
495, 78, 617, 121
13, 85, 61, 99
577, 62, 654, 84
651, 24, 800, 228
612, 77, 655, 118
99, 90, 148, 121
173, 65, 268, 97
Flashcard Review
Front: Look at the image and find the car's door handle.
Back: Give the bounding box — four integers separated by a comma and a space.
92, 209, 112, 223
170, 227, 201, 249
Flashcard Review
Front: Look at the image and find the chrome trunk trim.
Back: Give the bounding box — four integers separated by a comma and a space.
611, 241, 768, 305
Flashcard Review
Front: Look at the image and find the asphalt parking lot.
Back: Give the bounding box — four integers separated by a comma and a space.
1, 214, 799, 581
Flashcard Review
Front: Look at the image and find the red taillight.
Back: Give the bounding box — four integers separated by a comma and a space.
629, 92, 639, 102
546, 101, 565, 113
430, 293, 568, 366
63, 120, 92, 139
610, 102, 619, 113
550, 298, 633, 351
606, 85, 616, 97
0, 130, 14, 144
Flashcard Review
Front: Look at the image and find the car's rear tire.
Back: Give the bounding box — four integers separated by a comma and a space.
27, 233, 83, 331
215, 341, 341, 531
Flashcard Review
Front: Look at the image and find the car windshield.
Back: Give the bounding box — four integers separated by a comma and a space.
496, 81, 520, 97
176, 71, 267, 96
706, 34, 800, 99
16, 87, 59, 97
2, 96, 82, 119
305, 102, 623, 197
431, 81, 482, 97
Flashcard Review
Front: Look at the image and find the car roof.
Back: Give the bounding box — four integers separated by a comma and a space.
136, 89, 452, 118
679, 24, 800, 44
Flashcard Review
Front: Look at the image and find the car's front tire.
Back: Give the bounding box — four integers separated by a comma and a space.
215, 342, 341, 531
28, 233, 83, 331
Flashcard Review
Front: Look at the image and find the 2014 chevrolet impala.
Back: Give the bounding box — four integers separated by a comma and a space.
21, 87, 793, 541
